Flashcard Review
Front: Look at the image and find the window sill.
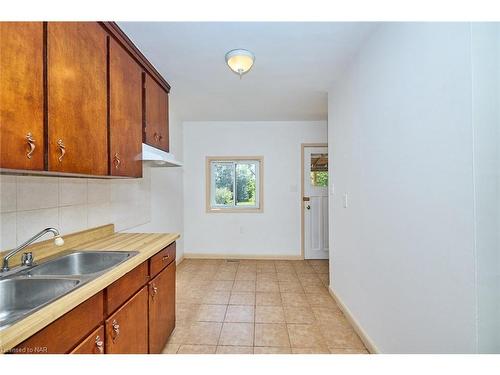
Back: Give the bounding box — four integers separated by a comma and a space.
206, 207, 264, 213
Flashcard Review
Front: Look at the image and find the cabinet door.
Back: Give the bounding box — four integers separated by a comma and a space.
144, 74, 169, 152
0, 22, 44, 170
105, 286, 148, 354
70, 325, 105, 354
109, 38, 143, 177
148, 262, 176, 353
47, 22, 108, 175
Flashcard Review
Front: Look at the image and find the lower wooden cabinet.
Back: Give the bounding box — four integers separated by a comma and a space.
106, 286, 149, 354
106, 261, 149, 315
13, 291, 104, 354
12, 242, 176, 354
148, 262, 176, 353
70, 325, 105, 354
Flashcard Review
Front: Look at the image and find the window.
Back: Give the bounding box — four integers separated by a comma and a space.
206, 157, 263, 212
310, 153, 328, 187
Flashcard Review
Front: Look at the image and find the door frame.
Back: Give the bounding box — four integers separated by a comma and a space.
300, 143, 328, 259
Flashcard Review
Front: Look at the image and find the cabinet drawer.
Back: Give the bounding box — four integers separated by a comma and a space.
14, 291, 104, 354
149, 242, 176, 278
106, 261, 149, 315
70, 325, 105, 354
105, 286, 149, 354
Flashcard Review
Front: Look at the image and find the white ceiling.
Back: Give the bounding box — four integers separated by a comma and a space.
119, 22, 377, 121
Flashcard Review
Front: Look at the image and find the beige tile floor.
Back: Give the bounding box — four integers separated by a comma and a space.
163, 259, 368, 354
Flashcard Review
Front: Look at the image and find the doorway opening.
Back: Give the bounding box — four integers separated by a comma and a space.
301, 144, 329, 260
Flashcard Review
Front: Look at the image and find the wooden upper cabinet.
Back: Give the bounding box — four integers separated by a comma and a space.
109, 38, 143, 177
47, 22, 108, 175
144, 74, 169, 152
0, 22, 44, 170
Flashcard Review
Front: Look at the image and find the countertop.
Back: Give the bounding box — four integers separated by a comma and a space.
0, 230, 180, 353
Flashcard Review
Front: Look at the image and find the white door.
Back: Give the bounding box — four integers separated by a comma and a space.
304, 146, 329, 259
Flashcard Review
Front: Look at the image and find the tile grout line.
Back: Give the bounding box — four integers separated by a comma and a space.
284, 263, 298, 350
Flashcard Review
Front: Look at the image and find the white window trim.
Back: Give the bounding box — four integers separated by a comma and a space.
206, 156, 264, 213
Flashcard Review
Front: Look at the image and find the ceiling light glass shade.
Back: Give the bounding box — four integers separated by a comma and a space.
225, 49, 255, 77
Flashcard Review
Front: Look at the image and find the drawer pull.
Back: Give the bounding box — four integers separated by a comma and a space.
95, 335, 104, 353
57, 139, 66, 162
162, 255, 170, 261
26, 132, 35, 159
111, 319, 120, 341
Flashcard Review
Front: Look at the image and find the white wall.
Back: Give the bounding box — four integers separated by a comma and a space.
470, 23, 500, 353
328, 23, 484, 353
130, 105, 185, 261
183, 121, 327, 257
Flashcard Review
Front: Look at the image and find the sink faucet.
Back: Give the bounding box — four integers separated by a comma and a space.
1, 227, 65, 273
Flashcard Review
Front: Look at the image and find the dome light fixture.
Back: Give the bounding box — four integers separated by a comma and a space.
225, 49, 255, 78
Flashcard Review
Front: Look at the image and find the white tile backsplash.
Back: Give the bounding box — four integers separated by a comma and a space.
17, 176, 59, 211
59, 204, 88, 234
1, 212, 17, 250
111, 200, 149, 232
88, 179, 111, 204
16, 208, 59, 246
88, 202, 112, 228
59, 179, 87, 206
0, 168, 152, 251
0, 175, 17, 213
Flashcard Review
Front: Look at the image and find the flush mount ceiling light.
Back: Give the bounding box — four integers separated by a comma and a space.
225, 49, 255, 78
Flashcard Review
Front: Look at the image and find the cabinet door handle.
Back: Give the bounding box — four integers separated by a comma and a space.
95, 335, 104, 354
158, 133, 163, 142
26, 132, 36, 159
151, 283, 158, 298
57, 139, 66, 162
111, 319, 120, 341
113, 153, 121, 169
154, 132, 160, 142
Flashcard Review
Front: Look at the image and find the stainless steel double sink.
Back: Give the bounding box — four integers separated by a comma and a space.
0, 250, 138, 331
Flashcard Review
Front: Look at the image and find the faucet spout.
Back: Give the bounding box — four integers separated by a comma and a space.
1, 227, 64, 273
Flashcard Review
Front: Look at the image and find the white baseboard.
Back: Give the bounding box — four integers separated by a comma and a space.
328, 286, 380, 354
183, 252, 303, 261
176, 254, 185, 265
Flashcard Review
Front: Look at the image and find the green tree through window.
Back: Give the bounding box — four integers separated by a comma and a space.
210, 159, 261, 210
